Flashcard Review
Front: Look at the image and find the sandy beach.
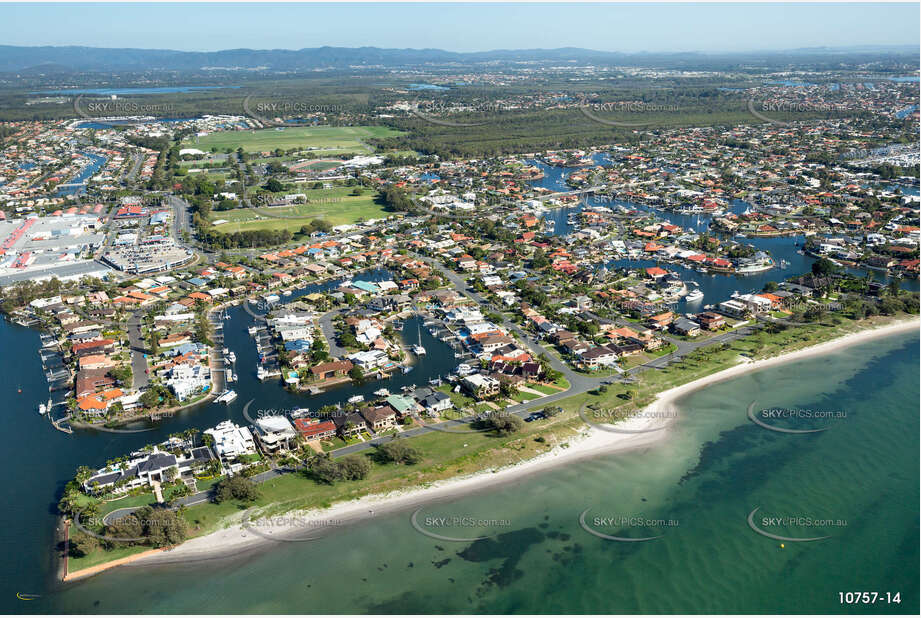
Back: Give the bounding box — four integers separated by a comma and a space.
118, 317, 918, 569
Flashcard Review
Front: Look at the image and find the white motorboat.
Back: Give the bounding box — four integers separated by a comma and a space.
216, 390, 238, 404
685, 289, 704, 302
373, 388, 390, 397
347, 395, 365, 404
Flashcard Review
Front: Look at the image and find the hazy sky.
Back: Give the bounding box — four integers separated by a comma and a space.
2, 2, 918, 53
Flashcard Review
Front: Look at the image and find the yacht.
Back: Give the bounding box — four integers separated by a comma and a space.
412, 320, 426, 355
347, 395, 365, 404
38, 403, 47, 415
226, 351, 236, 364
685, 289, 704, 302
282, 289, 292, 296
216, 390, 238, 404
373, 388, 391, 397
247, 326, 259, 336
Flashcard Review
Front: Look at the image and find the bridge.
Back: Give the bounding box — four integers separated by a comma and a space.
533, 185, 606, 202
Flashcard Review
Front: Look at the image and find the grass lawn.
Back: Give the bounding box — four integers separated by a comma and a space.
97, 492, 158, 517
530, 383, 562, 395
182, 125, 403, 154
210, 188, 389, 232
510, 390, 541, 402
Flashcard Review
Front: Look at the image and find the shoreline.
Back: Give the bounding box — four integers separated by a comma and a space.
69, 317, 919, 578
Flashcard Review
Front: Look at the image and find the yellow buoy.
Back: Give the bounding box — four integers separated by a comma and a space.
780, 543, 785, 549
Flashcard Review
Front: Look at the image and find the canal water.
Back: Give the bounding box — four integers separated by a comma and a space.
55, 152, 108, 197
526, 157, 918, 312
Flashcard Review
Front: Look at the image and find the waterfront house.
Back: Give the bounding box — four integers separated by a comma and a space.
671, 317, 701, 337
421, 391, 453, 414
293, 418, 337, 442
461, 374, 500, 399
696, 312, 726, 330
718, 300, 748, 318
360, 405, 398, 431
333, 411, 367, 437
252, 416, 298, 454
310, 360, 354, 381
205, 420, 256, 461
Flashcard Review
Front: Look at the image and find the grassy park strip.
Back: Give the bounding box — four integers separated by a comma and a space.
182, 125, 403, 154
210, 188, 389, 231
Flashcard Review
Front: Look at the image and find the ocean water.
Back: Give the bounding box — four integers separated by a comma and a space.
37, 331, 918, 614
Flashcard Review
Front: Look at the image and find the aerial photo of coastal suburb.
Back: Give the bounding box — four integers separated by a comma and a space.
0, 1, 917, 616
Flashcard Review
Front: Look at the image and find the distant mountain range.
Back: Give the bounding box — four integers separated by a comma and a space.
0, 44, 916, 73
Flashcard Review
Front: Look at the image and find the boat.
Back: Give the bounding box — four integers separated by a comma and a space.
282, 290, 292, 296
227, 351, 236, 364
216, 390, 238, 404
685, 289, 704, 302
226, 371, 236, 383
247, 326, 259, 336
402, 366, 414, 374
347, 395, 365, 404
38, 403, 47, 415
373, 388, 390, 397
412, 318, 426, 355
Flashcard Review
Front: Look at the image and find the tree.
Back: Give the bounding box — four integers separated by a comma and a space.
306, 453, 342, 484
375, 438, 421, 465
263, 178, 284, 193
485, 413, 524, 436
500, 381, 519, 398
811, 257, 839, 277
338, 455, 371, 480
888, 275, 902, 297
69, 531, 100, 558
214, 475, 259, 503
348, 366, 365, 386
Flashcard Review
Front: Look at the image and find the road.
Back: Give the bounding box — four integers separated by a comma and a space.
167, 194, 194, 247
126, 311, 149, 389
317, 309, 348, 358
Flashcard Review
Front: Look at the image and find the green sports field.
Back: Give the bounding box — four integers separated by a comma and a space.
182, 125, 403, 154
209, 187, 390, 231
